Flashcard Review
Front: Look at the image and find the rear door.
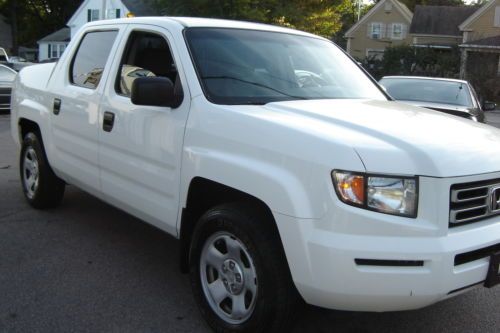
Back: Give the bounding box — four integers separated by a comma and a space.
48, 27, 121, 192
98, 25, 191, 235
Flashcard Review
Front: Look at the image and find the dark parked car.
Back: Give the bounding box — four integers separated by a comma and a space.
379, 76, 496, 123
0, 64, 17, 112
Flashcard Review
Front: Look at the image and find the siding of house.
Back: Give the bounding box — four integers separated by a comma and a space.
348, 4, 412, 59
38, 42, 69, 62
463, 0, 500, 42
413, 35, 462, 46
38, 44, 48, 62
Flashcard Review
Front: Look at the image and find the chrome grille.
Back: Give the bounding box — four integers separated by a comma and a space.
450, 179, 500, 227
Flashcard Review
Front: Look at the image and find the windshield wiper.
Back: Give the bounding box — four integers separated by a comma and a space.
455, 83, 463, 101
202, 75, 307, 101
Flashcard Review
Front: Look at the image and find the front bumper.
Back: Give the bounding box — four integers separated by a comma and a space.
274, 174, 500, 312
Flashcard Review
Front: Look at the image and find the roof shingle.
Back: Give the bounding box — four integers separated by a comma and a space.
38, 27, 70, 43
409, 5, 478, 36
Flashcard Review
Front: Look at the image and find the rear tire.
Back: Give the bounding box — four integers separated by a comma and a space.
20, 132, 65, 209
189, 202, 299, 332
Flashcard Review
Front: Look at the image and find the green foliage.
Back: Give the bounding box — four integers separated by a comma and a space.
465, 52, 500, 104
156, 0, 361, 39
361, 45, 461, 80
0, 0, 81, 52
397, 0, 466, 12
0, 0, 368, 53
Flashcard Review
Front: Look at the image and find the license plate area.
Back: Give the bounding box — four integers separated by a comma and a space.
484, 251, 500, 288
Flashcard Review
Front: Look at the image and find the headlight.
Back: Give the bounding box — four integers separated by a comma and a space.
332, 170, 418, 218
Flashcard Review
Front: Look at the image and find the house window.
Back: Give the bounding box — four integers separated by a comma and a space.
88, 9, 100, 22
366, 49, 385, 60
392, 23, 404, 40
106, 9, 121, 19
495, 6, 500, 27
48, 43, 67, 59
371, 23, 382, 39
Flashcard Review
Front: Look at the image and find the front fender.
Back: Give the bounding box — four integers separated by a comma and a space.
180, 147, 320, 219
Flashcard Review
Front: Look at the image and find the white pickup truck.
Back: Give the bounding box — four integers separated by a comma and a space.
10, 17, 500, 332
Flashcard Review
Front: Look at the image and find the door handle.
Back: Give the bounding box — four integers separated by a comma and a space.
53, 98, 61, 115
103, 111, 115, 132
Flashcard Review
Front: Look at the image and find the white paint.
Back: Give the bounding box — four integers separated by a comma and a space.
10, 18, 500, 313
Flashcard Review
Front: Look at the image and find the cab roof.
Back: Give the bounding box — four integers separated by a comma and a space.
84, 16, 321, 39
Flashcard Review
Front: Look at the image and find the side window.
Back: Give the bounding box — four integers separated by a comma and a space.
70, 30, 118, 89
115, 31, 179, 97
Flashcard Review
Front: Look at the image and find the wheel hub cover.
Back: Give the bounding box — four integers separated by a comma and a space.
221, 259, 244, 295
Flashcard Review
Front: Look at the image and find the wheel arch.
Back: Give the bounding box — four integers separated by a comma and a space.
178, 177, 284, 274
18, 118, 42, 142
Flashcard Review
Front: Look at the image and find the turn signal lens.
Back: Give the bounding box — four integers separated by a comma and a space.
332, 171, 365, 205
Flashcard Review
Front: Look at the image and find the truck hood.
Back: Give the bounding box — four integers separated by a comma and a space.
264, 99, 500, 177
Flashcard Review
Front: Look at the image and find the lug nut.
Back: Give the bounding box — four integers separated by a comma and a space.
235, 273, 241, 282
229, 261, 235, 270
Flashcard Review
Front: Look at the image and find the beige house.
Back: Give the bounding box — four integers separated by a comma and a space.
460, 0, 500, 43
344, 0, 413, 60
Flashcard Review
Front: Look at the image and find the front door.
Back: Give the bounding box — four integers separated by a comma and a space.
98, 25, 190, 235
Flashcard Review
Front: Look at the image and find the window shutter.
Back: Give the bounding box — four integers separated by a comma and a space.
367, 23, 372, 38
401, 24, 407, 39
116, 9, 121, 18
87, 9, 91, 22
48, 44, 51, 59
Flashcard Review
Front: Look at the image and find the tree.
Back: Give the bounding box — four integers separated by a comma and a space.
0, 0, 81, 53
156, 0, 352, 39
397, 0, 466, 12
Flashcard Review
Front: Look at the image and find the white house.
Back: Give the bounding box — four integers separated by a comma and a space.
38, 0, 157, 62
37, 28, 71, 62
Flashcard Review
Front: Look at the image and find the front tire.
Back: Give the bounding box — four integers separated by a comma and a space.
189, 202, 299, 332
20, 132, 65, 209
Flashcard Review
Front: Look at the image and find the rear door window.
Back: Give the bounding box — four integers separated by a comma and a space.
70, 30, 118, 89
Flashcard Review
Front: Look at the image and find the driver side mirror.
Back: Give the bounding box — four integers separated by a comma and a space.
483, 101, 497, 111
131, 77, 181, 108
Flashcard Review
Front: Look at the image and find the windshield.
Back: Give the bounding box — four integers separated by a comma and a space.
379, 78, 472, 107
185, 28, 386, 105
